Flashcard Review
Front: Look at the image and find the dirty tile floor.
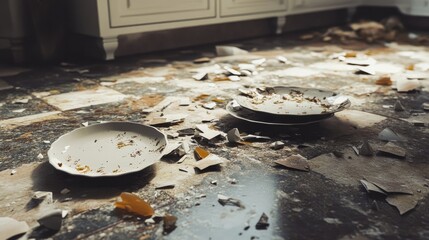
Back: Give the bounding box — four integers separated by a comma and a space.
1, 28, 429, 240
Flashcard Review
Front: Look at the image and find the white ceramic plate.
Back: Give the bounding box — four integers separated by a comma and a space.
226, 101, 334, 126
48, 122, 167, 177
235, 86, 350, 116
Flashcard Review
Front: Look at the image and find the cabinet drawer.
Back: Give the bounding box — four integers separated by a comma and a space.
293, 0, 353, 9
109, 0, 216, 28
220, 0, 288, 17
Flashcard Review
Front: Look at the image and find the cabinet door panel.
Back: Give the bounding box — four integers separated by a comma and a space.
220, 0, 288, 17
109, 0, 216, 27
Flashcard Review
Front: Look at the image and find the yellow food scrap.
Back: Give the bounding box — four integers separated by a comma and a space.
76, 164, 90, 173
115, 192, 154, 217
406, 64, 414, 71
345, 52, 357, 58
194, 146, 210, 160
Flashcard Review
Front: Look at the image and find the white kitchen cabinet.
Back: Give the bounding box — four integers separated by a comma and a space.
65, 0, 428, 61
220, 0, 288, 17
109, 0, 216, 27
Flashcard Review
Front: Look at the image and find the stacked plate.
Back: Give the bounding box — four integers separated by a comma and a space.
226, 86, 351, 126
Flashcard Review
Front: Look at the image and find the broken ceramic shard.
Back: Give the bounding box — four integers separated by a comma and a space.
241, 134, 271, 142
217, 194, 245, 208
12, 98, 30, 104
352, 146, 359, 155
386, 194, 418, 215
378, 128, 405, 142
33, 191, 54, 204
394, 100, 405, 112
392, 74, 420, 92
177, 128, 195, 136
251, 58, 266, 66
224, 66, 241, 76
155, 182, 175, 189
193, 57, 211, 64
163, 215, 178, 234
202, 102, 217, 110
274, 154, 310, 171
193, 154, 225, 171
37, 209, 63, 231
341, 55, 376, 66
228, 75, 241, 81
148, 114, 187, 126
115, 192, 154, 217
364, 177, 412, 194
360, 180, 386, 195
227, 128, 242, 143
0, 217, 29, 240
216, 46, 249, 56
270, 141, 285, 150
378, 142, 406, 158
194, 146, 210, 160
255, 213, 269, 230
276, 56, 290, 64
357, 66, 376, 75
195, 124, 223, 140
358, 140, 374, 156
192, 72, 208, 81
60, 188, 70, 195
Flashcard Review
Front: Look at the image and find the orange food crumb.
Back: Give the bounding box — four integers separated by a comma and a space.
115, 192, 154, 217
406, 64, 414, 71
376, 76, 392, 86
194, 146, 210, 160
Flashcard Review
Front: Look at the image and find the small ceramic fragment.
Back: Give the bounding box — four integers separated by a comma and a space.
0, 217, 29, 239
364, 177, 412, 194
155, 182, 175, 189
193, 154, 225, 171
202, 102, 216, 110
218, 194, 245, 208
358, 140, 374, 156
163, 215, 177, 234
227, 128, 242, 143
228, 75, 241, 81
195, 124, 223, 140
274, 154, 309, 171
422, 102, 429, 111
386, 194, 418, 215
251, 58, 266, 66
360, 180, 386, 195
378, 142, 406, 158
216, 46, 248, 56
37, 209, 63, 231
193, 57, 211, 64
394, 100, 405, 112
270, 141, 285, 150
60, 188, 70, 195
255, 213, 269, 230
242, 134, 271, 142
378, 128, 404, 141
115, 192, 154, 217
192, 72, 208, 81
